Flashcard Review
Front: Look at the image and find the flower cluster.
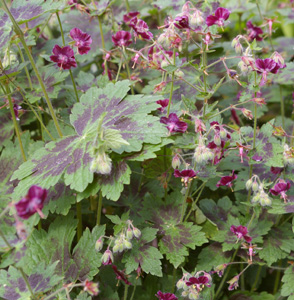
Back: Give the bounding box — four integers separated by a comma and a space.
176, 272, 212, 300
50, 27, 91, 70
246, 176, 272, 206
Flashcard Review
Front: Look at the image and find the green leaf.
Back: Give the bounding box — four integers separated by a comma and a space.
0, 262, 62, 299
18, 214, 104, 283
122, 228, 163, 277
281, 264, 294, 299
259, 223, 294, 265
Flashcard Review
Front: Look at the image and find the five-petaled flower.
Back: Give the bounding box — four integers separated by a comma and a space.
174, 15, 190, 29
216, 171, 237, 190
269, 179, 291, 203
155, 290, 178, 300
174, 169, 197, 186
230, 225, 252, 243
156, 99, 169, 112
112, 31, 132, 47
255, 58, 283, 85
69, 27, 92, 55
246, 21, 263, 41
129, 17, 153, 40
160, 113, 188, 133
206, 7, 230, 27
15, 185, 47, 219
50, 45, 77, 70
186, 275, 212, 291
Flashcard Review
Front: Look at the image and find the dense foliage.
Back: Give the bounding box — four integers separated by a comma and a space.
1, 0, 294, 299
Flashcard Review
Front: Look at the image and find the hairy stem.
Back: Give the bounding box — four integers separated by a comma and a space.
98, 16, 108, 75
1, 0, 63, 137
122, 47, 134, 94
180, 182, 192, 223
167, 48, 176, 117
76, 201, 82, 242
97, 191, 103, 226
123, 284, 129, 300
250, 265, 262, 292
4, 82, 27, 161
17, 45, 33, 90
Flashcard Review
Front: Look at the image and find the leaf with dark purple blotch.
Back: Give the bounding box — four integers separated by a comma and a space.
0, 262, 62, 300
122, 227, 163, 277
259, 223, 294, 265
18, 213, 105, 282
196, 242, 232, 271
141, 193, 207, 268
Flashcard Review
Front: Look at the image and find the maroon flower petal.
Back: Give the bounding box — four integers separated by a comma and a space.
70, 28, 92, 55
112, 31, 132, 47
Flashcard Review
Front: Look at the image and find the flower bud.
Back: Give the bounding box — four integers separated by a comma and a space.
260, 192, 272, 206
95, 237, 103, 252
220, 128, 227, 139
246, 179, 252, 190
214, 134, 221, 146
172, 154, 181, 169
174, 70, 184, 78
112, 243, 120, 253
101, 249, 113, 265
251, 194, 260, 203
90, 152, 112, 175
238, 61, 249, 74
123, 239, 132, 249
189, 292, 198, 300
182, 291, 189, 297
126, 228, 133, 240
176, 279, 185, 290
252, 181, 259, 192
190, 10, 204, 26
133, 227, 141, 238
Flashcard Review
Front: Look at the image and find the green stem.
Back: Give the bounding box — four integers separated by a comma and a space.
280, 85, 285, 130
18, 267, 35, 297
167, 48, 176, 117
1, 0, 63, 138
115, 55, 123, 82
180, 182, 192, 223
96, 191, 103, 226
4, 83, 27, 161
238, 13, 242, 35
56, 12, 65, 46
171, 268, 177, 293
273, 261, 282, 294
202, 44, 208, 117
76, 201, 82, 242
122, 47, 134, 94
130, 280, 138, 300
184, 182, 206, 222
17, 45, 33, 90
69, 69, 79, 102
179, 77, 204, 93
125, 0, 130, 12
123, 284, 129, 300
250, 265, 262, 292
98, 16, 108, 75
256, 0, 263, 20
215, 248, 239, 299
56, 12, 79, 103
0, 227, 13, 250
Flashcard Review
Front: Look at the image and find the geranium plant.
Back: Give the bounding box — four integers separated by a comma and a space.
0, 0, 294, 299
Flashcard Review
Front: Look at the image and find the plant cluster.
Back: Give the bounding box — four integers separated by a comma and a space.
1, 0, 294, 299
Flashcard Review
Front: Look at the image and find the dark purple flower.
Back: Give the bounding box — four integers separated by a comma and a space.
174, 15, 190, 29
174, 169, 197, 186
207, 141, 226, 165
246, 21, 263, 41
255, 58, 282, 85
216, 171, 237, 189
129, 17, 153, 40
160, 113, 188, 133
230, 225, 252, 242
112, 265, 131, 285
123, 11, 140, 24
50, 45, 77, 70
70, 28, 92, 55
15, 185, 47, 219
156, 99, 169, 112
186, 274, 211, 292
270, 166, 284, 175
112, 31, 132, 47
155, 291, 178, 300
270, 179, 291, 202
206, 7, 230, 27
252, 154, 263, 162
